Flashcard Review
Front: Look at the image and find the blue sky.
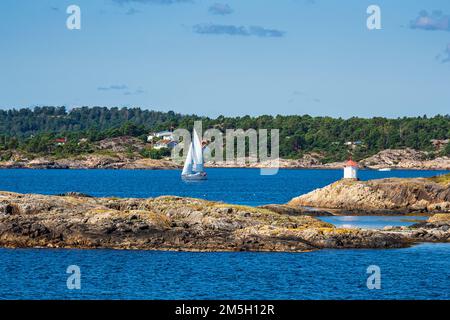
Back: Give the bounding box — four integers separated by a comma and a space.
0, 0, 449, 118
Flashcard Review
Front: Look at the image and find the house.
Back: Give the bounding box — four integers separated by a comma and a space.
153, 139, 177, 150
147, 131, 174, 142
78, 138, 88, 145
343, 159, 358, 179
54, 138, 67, 146
157, 131, 174, 139
344, 141, 363, 149
345, 141, 363, 146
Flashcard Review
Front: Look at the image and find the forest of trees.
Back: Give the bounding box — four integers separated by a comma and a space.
0, 106, 449, 162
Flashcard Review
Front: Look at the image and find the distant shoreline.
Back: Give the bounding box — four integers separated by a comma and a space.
0, 163, 449, 171
1, 147, 449, 171
0, 166, 449, 171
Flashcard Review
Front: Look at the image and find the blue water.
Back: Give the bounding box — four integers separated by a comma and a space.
0, 168, 449, 300
320, 216, 429, 229
0, 244, 449, 300
0, 168, 447, 206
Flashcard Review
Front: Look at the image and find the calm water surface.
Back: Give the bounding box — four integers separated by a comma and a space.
0, 168, 447, 206
320, 216, 429, 229
0, 244, 449, 300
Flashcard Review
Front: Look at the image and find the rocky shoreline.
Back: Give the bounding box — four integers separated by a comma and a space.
1, 148, 449, 170
0, 190, 448, 252
0, 154, 180, 170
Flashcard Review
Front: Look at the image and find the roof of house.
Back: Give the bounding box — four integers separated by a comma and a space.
346, 159, 358, 167
157, 131, 173, 136
156, 139, 175, 145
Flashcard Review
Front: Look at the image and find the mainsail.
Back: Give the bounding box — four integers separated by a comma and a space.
182, 128, 204, 176
192, 129, 204, 173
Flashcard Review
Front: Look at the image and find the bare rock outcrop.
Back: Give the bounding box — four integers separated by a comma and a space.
0, 154, 181, 170
94, 136, 146, 153
258, 204, 333, 216
386, 214, 450, 243
0, 192, 409, 252
289, 175, 450, 214
205, 153, 326, 169
359, 148, 450, 170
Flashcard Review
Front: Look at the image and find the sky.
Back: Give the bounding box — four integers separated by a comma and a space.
0, 0, 449, 118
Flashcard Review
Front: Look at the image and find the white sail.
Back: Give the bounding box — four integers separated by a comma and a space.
182, 143, 193, 176
181, 127, 206, 180
192, 129, 204, 173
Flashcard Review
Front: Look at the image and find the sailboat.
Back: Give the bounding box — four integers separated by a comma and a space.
181, 129, 207, 180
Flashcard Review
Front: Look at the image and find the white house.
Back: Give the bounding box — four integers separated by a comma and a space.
156, 131, 173, 139
343, 159, 358, 179
54, 137, 67, 146
344, 141, 363, 149
147, 131, 174, 142
153, 139, 177, 150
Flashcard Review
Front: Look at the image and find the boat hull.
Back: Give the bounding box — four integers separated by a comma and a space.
182, 172, 207, 181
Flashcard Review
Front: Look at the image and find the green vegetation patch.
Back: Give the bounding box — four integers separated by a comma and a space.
0, 107, 449, 162
428, 173, 450, 184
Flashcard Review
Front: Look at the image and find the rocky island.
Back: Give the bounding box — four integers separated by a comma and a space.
0, 178, 449, 252
0, 191, 415, 252
289, 174, 450, 214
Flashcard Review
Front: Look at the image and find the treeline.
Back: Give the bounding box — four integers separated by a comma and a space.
0, 106, 449, 161
0, 106, 188, 136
